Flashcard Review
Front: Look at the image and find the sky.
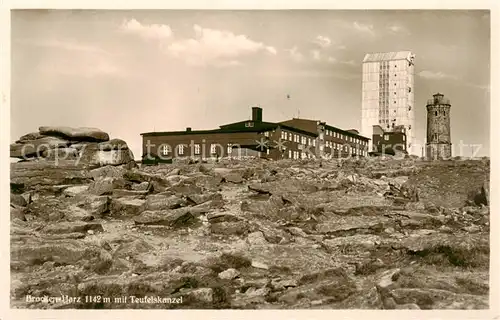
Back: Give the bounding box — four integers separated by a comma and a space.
10, 9, 491, 159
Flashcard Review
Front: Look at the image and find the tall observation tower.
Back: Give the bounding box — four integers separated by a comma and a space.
361, 51, 415, 154
426, 93, 452, 160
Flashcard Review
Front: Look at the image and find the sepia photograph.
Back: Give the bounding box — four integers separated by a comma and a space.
2, 2, 497, 317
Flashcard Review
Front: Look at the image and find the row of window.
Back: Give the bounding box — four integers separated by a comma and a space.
161, 143, 233, 156
383, 134, 406, 141
288, 149, 368, 159
289, 150, 311, 160
434, 110, 446, 116
280, 131, 317, 147
325, 140, 356, 150
280, 129, 367, 146
323, 130, 367, 145
379, 62, 398, 69
380, 83, 399, 88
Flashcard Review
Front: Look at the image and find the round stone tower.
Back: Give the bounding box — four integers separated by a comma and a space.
426, 93, 452, 160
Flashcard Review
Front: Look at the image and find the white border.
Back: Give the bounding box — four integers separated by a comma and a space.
1, 1, 498, 319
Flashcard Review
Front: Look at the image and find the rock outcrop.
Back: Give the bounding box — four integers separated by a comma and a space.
9, 155, 490, 310
10, 126, 135, 168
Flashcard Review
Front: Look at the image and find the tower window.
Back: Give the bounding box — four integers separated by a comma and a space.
435, 111, 438, 116
444, 111, 446, 116
408, 106, 411, 111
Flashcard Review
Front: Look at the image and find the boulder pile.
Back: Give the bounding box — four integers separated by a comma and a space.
9, 153, 490, 310
10, 126, 135, 167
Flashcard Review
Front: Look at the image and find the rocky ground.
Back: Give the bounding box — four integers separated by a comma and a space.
9, 129, 490, 310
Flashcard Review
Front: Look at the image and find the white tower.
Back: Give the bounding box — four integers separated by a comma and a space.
361, 51, 415, 154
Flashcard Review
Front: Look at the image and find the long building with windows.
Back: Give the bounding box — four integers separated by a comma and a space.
140, 106, 370, 164
361, 51, 415, 154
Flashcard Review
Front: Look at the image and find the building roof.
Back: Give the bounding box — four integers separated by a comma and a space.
362, 51, 414, 63
279, 118, 370, 140
141, 127, 271, 137
141, 122, 318, 137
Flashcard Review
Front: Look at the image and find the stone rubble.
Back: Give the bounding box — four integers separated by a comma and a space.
9, 132, 490, 309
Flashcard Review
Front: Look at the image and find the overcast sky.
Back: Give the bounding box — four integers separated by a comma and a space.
11, 9, 490, 158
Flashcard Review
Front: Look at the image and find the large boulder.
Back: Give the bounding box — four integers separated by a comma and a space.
38, 126, 109, 142
41, 147, 80, 161
133, 208, 196, 227
79, 144, 135, 166
110, 198, 146, 217
10, 160, 93, 188
10, 136, 70, 158
15, 132, 47, 143
98, 139, 129, 151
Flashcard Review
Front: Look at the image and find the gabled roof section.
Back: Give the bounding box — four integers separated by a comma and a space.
141, 126, 274, 137
363, 51, 414, 63
219, 121, 278, 130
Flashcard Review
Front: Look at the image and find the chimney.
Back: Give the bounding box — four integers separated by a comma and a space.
252, 106, 262, 122
186, 127, 192, 132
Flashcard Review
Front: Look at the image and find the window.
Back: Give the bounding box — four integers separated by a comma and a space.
245, 122, 254, 128
403, 135, 406, 141
289, 150, 292, 158
227, 144, 232, 155
408, 87, 412, 93
210, 144, 217, 154
384, 135, 389, 141
301, 136, 307, 145
289, 133, 293, 142
408, 106, 412, 111
267, 149, 270, 155
409, 125, 411, 130
177, 145, 185, 155
161, 145, 171, 156
308, 138, 311, 145
319, 133, 324, 140
435, 111, 438, 116
313, 140, 316, 147
444, 111, 446, 116
194, 144, 201, 155
301, 152, 306, 159
281, 131, 285, 139
264, 131, 269, 137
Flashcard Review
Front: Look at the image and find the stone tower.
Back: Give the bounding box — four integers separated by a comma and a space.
426, 93, 452, 159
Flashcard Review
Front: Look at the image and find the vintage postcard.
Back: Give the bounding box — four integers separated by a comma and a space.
1, 0, 498, 319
